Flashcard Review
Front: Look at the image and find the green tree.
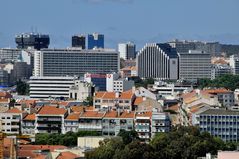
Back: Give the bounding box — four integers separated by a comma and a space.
16, 79, 29, 95
117, 130, 139, 144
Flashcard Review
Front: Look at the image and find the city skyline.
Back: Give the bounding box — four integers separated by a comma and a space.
0, 0, 239, 49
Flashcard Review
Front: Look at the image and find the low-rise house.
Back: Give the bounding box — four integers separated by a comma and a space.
64, 112, 80, 133
135, 112, 152, 141
22, 113, 36, 136
151, 111, 171, 137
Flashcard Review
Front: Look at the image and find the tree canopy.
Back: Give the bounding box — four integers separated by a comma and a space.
85, 126, 239, 159
16, 79, 29, 95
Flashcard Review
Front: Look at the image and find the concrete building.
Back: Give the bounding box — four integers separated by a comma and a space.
15, 33, 50, 50
36, 106, 67, 134
34, 48, 119, 77
135, 112, 151, 141
211, 64, 232, 80
69, 80, 93, 101
229, 55, 239, 75
22, 114, 36, 136
0, 108, 23, 134
29, 76, 78, 99
72, 35, 85, 49
118, 42, 136, 60
88, 33, 104, 49
0, 48, 21, 62
151, 111, 171, 137
178, 50, 211, 81
64, 113, 80, 133
84, 73, 107, 91
199, 108, 239, 141
136, 43, 178, 80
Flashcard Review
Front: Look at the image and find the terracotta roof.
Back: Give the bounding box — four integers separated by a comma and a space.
95, 92, 106, 98
0, 98, 9, 103
80, 111, 105, 118
56, 151, 78, 159
37, 106, 67, 115
5, 107, 23, 114
119, 111, 135, 118
19, 145, 67, 152
134, 97, 143, 105
0, 91, 12, 98
167, 104, 180, 112
136, 111, 152, 118
104, 111, 118, 118
204, 88, 232, 94
23, 114, 36, 121
102, 92, 116, 99
119, 91, 134, 99
65, 113, 80, 120
71, 106, 94, 113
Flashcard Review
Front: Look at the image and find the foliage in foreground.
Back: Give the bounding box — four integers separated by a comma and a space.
85, 126, 238, 159
35, 131, 101, 146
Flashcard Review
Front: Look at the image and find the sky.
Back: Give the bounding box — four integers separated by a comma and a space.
0, 0, 239, 50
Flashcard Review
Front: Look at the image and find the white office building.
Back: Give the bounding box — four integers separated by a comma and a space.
34, 48, 119, 77
178, 50, 211, 81
211, 64, 232, 80
29, 76, 78, 99
136, 43, 178, 80
118, 42, 136, 60
229, 55, 239, 75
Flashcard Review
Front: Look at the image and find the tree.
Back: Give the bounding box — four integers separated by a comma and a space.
16, 79, 29, 95
117, 130, 139, 144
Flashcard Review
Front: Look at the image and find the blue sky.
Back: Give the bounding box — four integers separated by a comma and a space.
0, 0, 239, 50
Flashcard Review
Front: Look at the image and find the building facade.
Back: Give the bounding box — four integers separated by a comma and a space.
0, 48, 21, 62
69, 80, 93, 101
88, 33, 104, 49
29, 76, 78, 99
118, 42, 136, 60
34, 49, 119, 77
72, 35, 86, 49
211, 64, 232, 80
178, 50, 211, 81
136, 43, 178, 80
229, 55, 239, 75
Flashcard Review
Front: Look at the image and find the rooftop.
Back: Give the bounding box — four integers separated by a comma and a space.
37, 106, 67, 115
200, 109, 239, 115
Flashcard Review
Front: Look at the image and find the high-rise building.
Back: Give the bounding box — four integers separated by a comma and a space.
118, 42, 136, 60
229, 55, 239, 75
136, 43, 178, 80
178, 50, 211, 81
15, 33, 50, 50
88, 33, 104, 49
72, 35, 86, 49
34, 48, 119, 77
0, 49, 21, 62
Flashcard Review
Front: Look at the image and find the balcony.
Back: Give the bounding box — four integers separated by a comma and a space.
135, 123, 150, 126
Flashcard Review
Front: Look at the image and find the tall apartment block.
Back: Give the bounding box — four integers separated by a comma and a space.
72, 35, 86, 49
15, 33, 50, 50
33, 48, 119, 77
118, 42, 136, 60
178, 50, 211, 81
229, 55, 239, 75
136, 43, 178, 80
88, 33, 104, 49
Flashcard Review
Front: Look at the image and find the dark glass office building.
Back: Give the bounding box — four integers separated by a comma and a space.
88, 33, 104, 49
15, 33, 50, 50
72, 35, 86, 49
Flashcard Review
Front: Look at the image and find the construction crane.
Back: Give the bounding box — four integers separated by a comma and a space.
0, 120, 3, 159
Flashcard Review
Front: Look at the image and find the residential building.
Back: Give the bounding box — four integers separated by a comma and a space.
211, 64, 232, 80
0, 48, 21, 62
64, 113, 80, 133
88, 33, 104, 49
199, 108, 239, 141
120, 66, 137, 78
78, 111, 105, 132
118, 42, 136, 60
72, 35, 85, 49
22, 113, 36, 136
135, 112, 152, 140
69, 80, 93, 101
29, 76, 78, 99
15, 33, 50, 50
229, 55, 239, 75
102, 111, 135, 136
178, 50, 211, 81
34, 48, 119, 77
136, 43, 178, 80
94, 91, 135, 111
151, 111, 171, 137
36, 106, 67, 134
0, 108, 23, 134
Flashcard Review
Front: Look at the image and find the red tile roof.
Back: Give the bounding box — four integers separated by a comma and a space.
0, 91, 12, 98
65, 113, 80, 120
19, 145, 67, 152
136, 112, 152, 118
23, 114, 36, 121
133, 97, 143, 105
119, 91, 134, 99
80, 111, 105, 118
104, 111, 118, 118
37, 106, 67, 115
5, 107, 23, 114
95, 92, 106, 98
119, 111, 135, 118
56, 151, 78, 159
